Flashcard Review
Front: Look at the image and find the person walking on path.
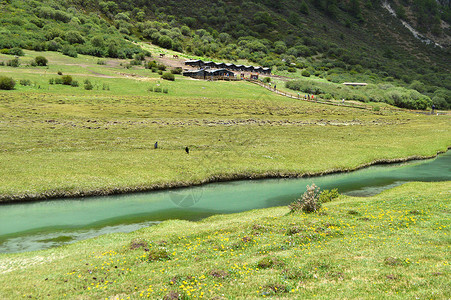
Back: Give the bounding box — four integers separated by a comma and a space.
154, 142, 158, 149
342, 98, 345, 104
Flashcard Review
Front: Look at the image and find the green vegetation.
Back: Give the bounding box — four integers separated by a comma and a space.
161, 71, 175, 81
289, 184, 322, 213
285, 77, 434, 110
0, 75, 15, 90
0, 0, 449, 110
34, 55, 48, 66
0, 49, 449, 201
0, 182, 449, 298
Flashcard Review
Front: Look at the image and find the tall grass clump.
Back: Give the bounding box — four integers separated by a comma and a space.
289, 184, 321, 213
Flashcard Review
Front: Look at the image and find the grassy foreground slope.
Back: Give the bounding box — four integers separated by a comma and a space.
0, 182, 449, 299
1, 50, 450, 202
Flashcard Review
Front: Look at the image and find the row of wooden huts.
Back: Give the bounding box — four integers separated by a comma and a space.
182, 68, 236, 80
184, 60, 271, 74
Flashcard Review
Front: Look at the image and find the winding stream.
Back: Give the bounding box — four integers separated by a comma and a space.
1, 151, 450, 253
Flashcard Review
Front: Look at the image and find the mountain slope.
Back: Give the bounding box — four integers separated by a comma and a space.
0, 0, 450, 108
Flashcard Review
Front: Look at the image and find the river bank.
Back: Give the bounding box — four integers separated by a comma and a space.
1, 147, 449, 204
0, 181, 449, 299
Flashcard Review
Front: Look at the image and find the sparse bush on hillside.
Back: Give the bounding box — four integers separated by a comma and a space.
301, 70, 311, 77
34, 56, 48, 66
6, 58, 20, 67
61, 75, 73, 85
0, 76, 16, 90
161, 72, 175, 81
170, 67, 182, 74
84, 79, 93, 90
19, 79, 32, 86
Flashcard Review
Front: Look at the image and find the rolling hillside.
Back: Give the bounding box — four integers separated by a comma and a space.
0, 0, 450, 108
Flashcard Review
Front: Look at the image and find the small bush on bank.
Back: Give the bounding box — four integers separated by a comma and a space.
263, 77, 271, 83
319, 188, 339, 203
301, 70, 310, 77
161, 72, 175, 81
289, 184, 321, 213
0, 76, 16, 90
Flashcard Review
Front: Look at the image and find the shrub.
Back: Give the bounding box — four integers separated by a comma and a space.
170, 67, 182, 74
148, 248, 170, 261
130, 59, 142, 66
61, 75, 73, 85
163, 88, 168, 93
71, 80, 79, 87
289, 184, 321, 213
301, 70, 311, 77
49, 78, 54, 85
0, 76, 16, 90
97, 60, 106, 65
57, 71, 63, 75
34, 56, 48, 66
263, 77, 271, 83
62, 45, 77, 58
19, 79, 32, 86
54, 78, 63, 84
8, 47, 24, 56
162, 72, 174, 81
154, 86, 162, 93
6, 58, 20, 67
319, 188, 339, 203
84, 79, 93, 90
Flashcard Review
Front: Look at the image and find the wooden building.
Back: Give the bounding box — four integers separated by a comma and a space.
183, 60, 271, 75
262, 67, 271, 75
184, 60, 203, 68
183, 69, 235, 80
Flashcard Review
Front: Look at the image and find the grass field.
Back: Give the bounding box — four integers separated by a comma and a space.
0, 182, 449, 299
0, 50, 450, 202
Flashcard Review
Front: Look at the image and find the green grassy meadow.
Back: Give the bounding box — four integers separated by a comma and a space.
0, 182, 449, 299
0, 50, 450, 201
